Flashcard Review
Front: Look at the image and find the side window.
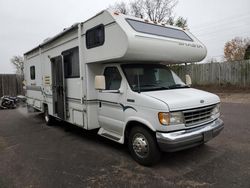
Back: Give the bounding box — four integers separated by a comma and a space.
62, 47, 80, 78
104, 67, 122, 90
86, 24, 105, 49
30, 66, 35, 80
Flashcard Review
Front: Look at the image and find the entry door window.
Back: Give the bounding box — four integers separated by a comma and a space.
104, 67, 122, 90
62, 47, 80, 78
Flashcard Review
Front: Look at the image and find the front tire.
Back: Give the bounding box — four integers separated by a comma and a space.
128, 126, 161, 166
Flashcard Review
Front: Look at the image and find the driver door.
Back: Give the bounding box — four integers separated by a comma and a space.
97, 66, 125, 136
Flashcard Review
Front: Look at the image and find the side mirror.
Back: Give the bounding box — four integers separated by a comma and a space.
95, 75, 106, 90
185, 74, 192, 86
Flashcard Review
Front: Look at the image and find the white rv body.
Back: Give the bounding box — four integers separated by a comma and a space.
24, 10, 223, 165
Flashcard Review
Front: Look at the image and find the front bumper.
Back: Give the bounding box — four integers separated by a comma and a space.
156, 118, 224, 152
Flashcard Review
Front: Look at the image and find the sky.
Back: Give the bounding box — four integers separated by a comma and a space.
0, 0, 249, 73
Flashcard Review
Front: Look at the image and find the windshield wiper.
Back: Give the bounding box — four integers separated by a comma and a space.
137, 84, 169, 91
168, 84, 189, 89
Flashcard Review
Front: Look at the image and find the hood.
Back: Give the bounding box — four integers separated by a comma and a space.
142, 88, 220, 111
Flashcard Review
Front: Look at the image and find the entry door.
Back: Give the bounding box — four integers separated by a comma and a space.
97, 67, 125, 135
51, 56, 66, 120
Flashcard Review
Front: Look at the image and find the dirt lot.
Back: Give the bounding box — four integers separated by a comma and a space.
217, 93, 250, 104
194, 86, 250, 104
0, 101, 250, 187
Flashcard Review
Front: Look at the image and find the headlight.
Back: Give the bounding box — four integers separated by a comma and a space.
158, 112, 184, 126
211, 103, 220, 115
170, 112, 184, 125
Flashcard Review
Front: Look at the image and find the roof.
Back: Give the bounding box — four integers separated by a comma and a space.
24, 23, 79, 55
24, 10, 107, 56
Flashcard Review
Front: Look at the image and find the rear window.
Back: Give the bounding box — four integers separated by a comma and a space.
126, 19, 192, 41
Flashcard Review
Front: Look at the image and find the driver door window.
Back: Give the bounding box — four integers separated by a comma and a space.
104, 67, 122, 90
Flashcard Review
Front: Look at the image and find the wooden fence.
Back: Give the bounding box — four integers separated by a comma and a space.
0, 61, 250, 97
0, 74, 24, 97
170, 60, 250, 87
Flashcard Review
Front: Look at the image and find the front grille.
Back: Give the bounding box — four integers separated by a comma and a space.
183, 105, 215, 127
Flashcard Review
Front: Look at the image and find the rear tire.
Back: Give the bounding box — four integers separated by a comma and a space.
128, 126, 161, 166
44, 106, 53, 126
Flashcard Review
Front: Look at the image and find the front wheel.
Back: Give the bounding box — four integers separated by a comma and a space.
128, 126, 161, 166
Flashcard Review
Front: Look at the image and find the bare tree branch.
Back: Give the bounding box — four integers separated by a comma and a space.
224, 37, 250, 62
109, 0, 188, 29
109, 2, 129, 14
130, 0, 144, 18
10, 56, 24, 75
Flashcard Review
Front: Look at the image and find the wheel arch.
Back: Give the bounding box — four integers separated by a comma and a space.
124, 118, 156, 144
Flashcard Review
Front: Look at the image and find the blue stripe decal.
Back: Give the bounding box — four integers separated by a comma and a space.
119, 103, 137, 112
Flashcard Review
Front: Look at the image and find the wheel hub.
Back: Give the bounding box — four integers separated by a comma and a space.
45, 114, 49, 122
132, 134, 149, 158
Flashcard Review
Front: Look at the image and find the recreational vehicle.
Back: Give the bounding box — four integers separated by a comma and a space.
24, 10, 224, 166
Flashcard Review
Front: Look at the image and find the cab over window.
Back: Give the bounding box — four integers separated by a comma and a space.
86, 24, 105, 49
104, 67, 122, 90
62, 47, 80, 78
30, 66, 35, 80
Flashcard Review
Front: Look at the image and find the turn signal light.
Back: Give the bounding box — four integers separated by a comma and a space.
158, 112, 170, 125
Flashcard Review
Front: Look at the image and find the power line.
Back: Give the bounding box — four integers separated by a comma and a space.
196, 31, 250, 40
192, 25, 250, 37
192, 23, 250, 36
192, 23, 250, 37
191, 13, 250, 31
189, 13, 250, 62
195, 27, 250, 38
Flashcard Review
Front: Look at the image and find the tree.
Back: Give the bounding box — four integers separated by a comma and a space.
244, 45, 250, 60
110, 0, 188, 29
10, 55, 24, 75
112, 2, 129, 15
174, 16, 188, 28
224, 37, 250, 62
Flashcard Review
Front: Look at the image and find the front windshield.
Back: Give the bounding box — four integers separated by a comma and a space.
122, 64, 187, 92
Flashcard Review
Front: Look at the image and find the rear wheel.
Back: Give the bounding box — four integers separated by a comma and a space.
44, 106, 53, 126
128, 126, 161, 166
